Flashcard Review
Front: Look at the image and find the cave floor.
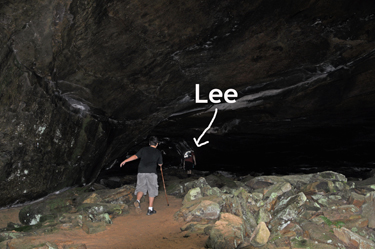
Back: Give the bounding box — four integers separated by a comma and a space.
1, 193, 207, 249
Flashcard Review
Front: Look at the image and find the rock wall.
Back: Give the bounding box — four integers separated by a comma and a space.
0, 48, 108, 206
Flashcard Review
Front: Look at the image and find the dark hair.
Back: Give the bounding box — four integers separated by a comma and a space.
149, 136, 159, 146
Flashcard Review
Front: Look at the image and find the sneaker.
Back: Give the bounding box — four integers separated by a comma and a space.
134, 200, 141, 214
147, 209, 157, 216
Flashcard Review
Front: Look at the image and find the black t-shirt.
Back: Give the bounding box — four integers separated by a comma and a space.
135, 146, 163, 173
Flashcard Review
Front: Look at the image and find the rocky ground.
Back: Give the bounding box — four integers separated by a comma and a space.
1, 169, 375, 248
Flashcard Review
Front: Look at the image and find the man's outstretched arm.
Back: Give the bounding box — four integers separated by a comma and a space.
120, 155, 138, 167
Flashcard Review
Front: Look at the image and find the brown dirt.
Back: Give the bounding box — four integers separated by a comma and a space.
1, 193, 208, 249
0, 206, 23, 228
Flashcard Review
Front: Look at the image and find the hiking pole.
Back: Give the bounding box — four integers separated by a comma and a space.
160, 167, 169, 206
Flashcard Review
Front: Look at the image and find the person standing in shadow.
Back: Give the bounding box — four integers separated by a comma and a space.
183, 150, 196, 177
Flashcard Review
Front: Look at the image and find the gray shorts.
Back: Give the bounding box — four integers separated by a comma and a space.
135, 173, 158, 197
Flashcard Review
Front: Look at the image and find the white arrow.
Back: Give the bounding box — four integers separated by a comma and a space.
193, 108, 218, 147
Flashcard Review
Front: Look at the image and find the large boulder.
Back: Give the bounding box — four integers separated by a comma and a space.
96, 184, 136, 204
183, 187, 203, 204
184, 200, 221, 222
245, 171, 348, 191
19, 185, 133, 226
175, 195, 223, 222
166, 179, 186, 197
183, 177, 212, 194
334, 227, 375, 249
361, 192, 375, 228
221, 188, 257, 236
269, 192, 307, 230
206, 213, 245, 249
250, 222, 270, 247
205, 174, 238, 190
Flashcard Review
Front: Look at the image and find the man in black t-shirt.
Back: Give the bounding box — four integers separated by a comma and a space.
120, 136, 163, 215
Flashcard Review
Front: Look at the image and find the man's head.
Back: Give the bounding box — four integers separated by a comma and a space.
149, 136, 159, 147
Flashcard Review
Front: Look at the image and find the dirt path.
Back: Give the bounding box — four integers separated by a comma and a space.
1, 193, 208, 249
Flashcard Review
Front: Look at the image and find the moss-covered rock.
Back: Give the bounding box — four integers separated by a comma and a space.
17, 184, 131, 228
184, 200, 220, 222
76, 203, 126, 216
221, 188, 257, 236
180, 222, 213, 235
175, 195, 224, 222
19, 197, 74, 225
183, 187, 203, 204
205, 174, 238, 189
0, 231, 30, 243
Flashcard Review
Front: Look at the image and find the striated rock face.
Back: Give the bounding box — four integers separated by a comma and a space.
1, 0, 375, 206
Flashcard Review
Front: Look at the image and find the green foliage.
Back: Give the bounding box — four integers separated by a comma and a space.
320, 216, 333, 226
270, 233, 282, 242
334, 221, 345, 228
320, 216, 345, 229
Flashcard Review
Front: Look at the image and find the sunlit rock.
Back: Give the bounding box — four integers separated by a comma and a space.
183, 187, 203, 204
206, 213, 245, 249
334, 227, 375, 249
250, 221, 270, 247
